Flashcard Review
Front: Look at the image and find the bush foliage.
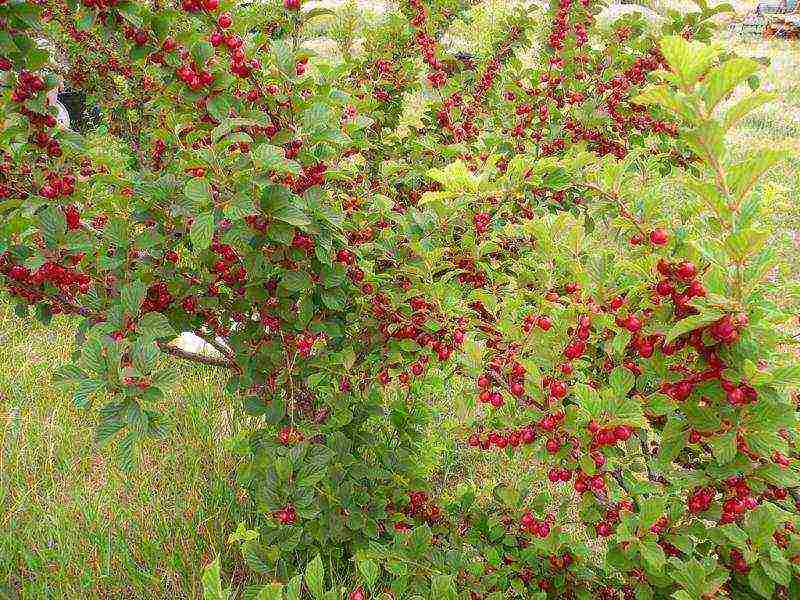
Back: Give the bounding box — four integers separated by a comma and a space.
1, 0, 799, 597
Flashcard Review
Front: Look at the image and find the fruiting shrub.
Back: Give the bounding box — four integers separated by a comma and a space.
2, 0, 799, 597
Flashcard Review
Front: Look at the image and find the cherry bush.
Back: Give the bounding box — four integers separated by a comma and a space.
2, 0, 800, 597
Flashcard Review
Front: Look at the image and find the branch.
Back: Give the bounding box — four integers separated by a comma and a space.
157, 340, 238, 369
194, 329, 235, 360
636, 430, 663, 484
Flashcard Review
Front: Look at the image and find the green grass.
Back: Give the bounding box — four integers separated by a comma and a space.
0, 303, 256, 598
1, 14, 800, 600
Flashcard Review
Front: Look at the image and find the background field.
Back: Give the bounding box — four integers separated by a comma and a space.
1, 3, 799, 598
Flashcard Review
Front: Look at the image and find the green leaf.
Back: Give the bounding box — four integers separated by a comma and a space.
191, 40, 214, 67
320, 264, 346, 288
190, 212, 215, 250
761, 556, 791, 586
120, 280, 147, 316
207, 94, 232, 123
184, 178, 212, 208
639, 539, 666, 574
285, 575, 302, 600
610, 367, 635, 396
702, 58, 759, 113
430, 574, 458, 600
271, 39, 295, 76
664, 309, 723, 344
659, 35, 722, 88
724, 91, 776, 130
633, 85, 697, 122
745, 504, 780, 549
138, 312, 176, 339
39, 206, 67, 247
710, 429, 736, 465
638, 497, 666, 533
720, 523, 749, 549
304, 555, 325, 600
320, 287, 346, 311
574, 383, 603, 417
725, 149, 788, 208
253, 144, 295, 173
768, 364, 800, 387
748, 564, 775, 599
658, 417, 689, 466
201, 556, 231, 600
255, 584, 284, 600
358, 558, 379, 590
131, 340, 160, 374
262, 186, 312, 229
76, 11, 95, 30
73, 378, 105, 408
280, 271, 312, 293
408, 525, 432, 557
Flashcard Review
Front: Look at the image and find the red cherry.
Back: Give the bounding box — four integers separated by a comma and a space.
675, 261, 697, 280
545, 438, 561, 454
649, 228, 668, 246
349, 587, 366, 600
613, 425, 631, 441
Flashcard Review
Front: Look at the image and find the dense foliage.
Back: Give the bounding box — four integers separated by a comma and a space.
2, 0, 800, 597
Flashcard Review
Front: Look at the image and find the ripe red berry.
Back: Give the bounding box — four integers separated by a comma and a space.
545, 438, 561, 454
348, 587, 366, 600
649, 228, 668, 246
217, 12, 232, 27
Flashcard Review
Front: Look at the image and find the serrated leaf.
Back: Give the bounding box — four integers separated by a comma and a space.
320, 287, 346, 311
710, 429, 737, 465
664, 309, 723, 344
116, 430, 139, 471
131, 340, 160, 374
271, 39, 294, 75
39, 206, 67, 247
657, 416, 689, 466
745, 504, 781, 549
207, 94, 232, 123
120, 280, 147, 316
725, 149, 788, 208
659, 35, 722, 88
138, 312, 176, 338
702, 58, 759, 113
202, 556, 231, 600
304, 555, 324, 600
761, 557, 791, 586
358, 558, 379, 590
724, 91, 775, 130
280, 271, 312, 293
748, 564, 775, 599
255, 584, 284, 600
639, 539, 666, 574
638, 497, 666, 534
190, 211, 215, 250
73, 378, 105, 408
184, 178, 212, 208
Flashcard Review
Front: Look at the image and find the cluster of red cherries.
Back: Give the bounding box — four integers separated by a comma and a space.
39, 173, 77, 200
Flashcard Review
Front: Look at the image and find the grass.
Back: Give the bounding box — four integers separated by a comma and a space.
0, 303, 256, 598
1, 5, 800, 599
